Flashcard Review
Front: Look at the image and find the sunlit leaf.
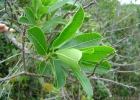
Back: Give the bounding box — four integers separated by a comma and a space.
82, 46, 115, 62
53, 7, 84, 48
56, 48, 82, 70
60, 33, 102, 49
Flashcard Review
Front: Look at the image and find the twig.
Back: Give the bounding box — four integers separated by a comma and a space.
106, 24, 136, 33
83, 0, 96, 9
90, 76, 137, 90
111, 34, 132, 47
110, 69, 140, 73
95, 75, 112, 97
110, 61, 140, 67
0, 53, 21, 64
22, 25, 26, 71
88, 51, 116, 77
0, 71, 48, 82
4, 33, 29, 53
103, 9, 136, 35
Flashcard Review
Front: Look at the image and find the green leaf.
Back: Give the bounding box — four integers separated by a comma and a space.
36, 61, 51, 76
80, 47, 94, 54
81, 46, 115, 62
19, 17, 30, 24
60, 33, 102, 49
67, 0, 80, 6
31, 0, 38, 14
42, 16, 68, 33
71, 68, 93, 97
37, 0, 49, 19
56, 48, 82, 70
53, 7, 84, 48
27, 27, 47, 55
47, 0, 70, 13
24, 7, 36, 25
51, 59, 66, 89
95, 61, 111, 74
80, 61, 111, 74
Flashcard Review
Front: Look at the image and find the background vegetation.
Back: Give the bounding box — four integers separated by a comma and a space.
0, 0, 140, 100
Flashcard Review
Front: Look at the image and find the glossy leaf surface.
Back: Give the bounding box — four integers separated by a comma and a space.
53, 7, 84, 48
60, 33, 102, 49
82, 46, 115, 62
56, 49, 82, 70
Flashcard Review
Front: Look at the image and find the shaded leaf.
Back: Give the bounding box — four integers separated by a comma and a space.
36, 61, 51, 76
27, 27, 47, 55
24, 7, 36, 25
47, 0, 70, 13
19, 17, 30, 25
51, 58, 66, 89
71, 68, 93, 97
42, 16, 67, 33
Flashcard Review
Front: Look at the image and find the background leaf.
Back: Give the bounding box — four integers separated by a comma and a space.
27, 27, 47, 55
19, 17, 30, 25
24, 7, 36, 25
60, 33, 102, 49
51, 59, 66, 89
53, 7, 84, 48
42, 16, 67, 33
56, 48, 82, 70
47, 0, 70, 13
71, 68, 93, 97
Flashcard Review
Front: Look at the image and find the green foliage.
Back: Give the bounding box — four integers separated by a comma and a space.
36, 61, 51, 76
53, 7, 84, 48
56, 48, 82, 70
2, 0, 134, 99
71, 68, 93, 97
27, 27, 47, 55
17, 0, 115, 97
51, 59, 66, 89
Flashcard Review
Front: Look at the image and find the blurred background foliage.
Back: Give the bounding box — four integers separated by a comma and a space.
0, 0, 140, 99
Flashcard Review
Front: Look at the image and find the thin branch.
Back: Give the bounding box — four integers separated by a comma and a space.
0, 53, 21, 64
103, 9, 136, 35
83, 0, 96, 9
22, 25, 26, 71
111, 34, 134, 47
0, 71, 48, 82
4, 33, 29, 53
106, 24, 136, 33
90, 76, 137, 90
95, 75, 112, 97
110, 69, 140, 73
110, 61, 140, 67
88, 51, 116, 77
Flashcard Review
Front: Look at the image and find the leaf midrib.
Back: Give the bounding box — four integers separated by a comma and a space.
64, 37, 101, 49
28, 32, 46, 54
